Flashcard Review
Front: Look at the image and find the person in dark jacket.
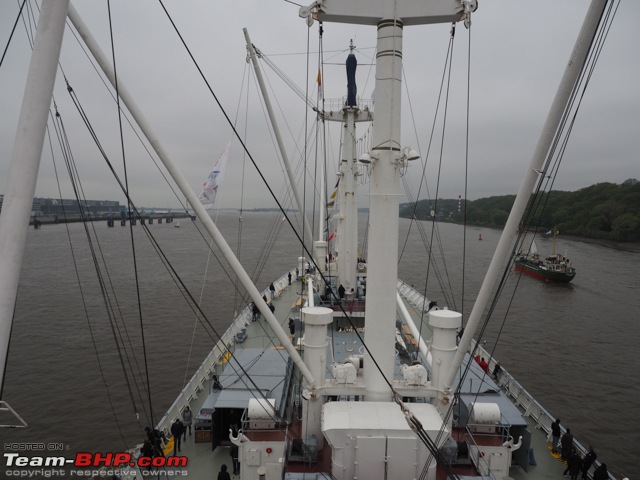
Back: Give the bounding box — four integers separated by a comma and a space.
492, 361, 502, 382
581, 446, 597, 479
592, 463, 608, 480
565, 449, 582, 480
140, 439, 155, 471
288, 318, 295, 336
230, 443, 239, 475
145, 426, 164, 457
560, 428, 574, 461
217, 464, 231, 480
551, 418, 561, 454
170, 418, 185, 455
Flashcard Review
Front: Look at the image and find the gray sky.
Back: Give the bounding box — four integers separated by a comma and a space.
1, 1, 638, 211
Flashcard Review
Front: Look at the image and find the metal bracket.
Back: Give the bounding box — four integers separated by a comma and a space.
0, 401, 28, 429
462, 0, 478, 28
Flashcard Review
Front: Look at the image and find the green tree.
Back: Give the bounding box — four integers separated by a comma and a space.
611, 213, 640, 241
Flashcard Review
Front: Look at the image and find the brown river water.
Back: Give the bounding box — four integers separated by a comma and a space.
3, 212, 638, 477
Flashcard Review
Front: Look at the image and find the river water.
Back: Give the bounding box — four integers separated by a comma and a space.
3, 212, 638, 478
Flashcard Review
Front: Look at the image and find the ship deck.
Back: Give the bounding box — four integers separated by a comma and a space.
121, 273, 596, 479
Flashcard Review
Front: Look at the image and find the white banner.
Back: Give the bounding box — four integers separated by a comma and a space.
197, 143, 229, 207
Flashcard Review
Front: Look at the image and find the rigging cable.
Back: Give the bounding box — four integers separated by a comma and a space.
233, 63, 251, 315
521, 0, 620, 245
50, 107, 144, 443
155, 5, 465, 471
106, 0, 156, 426
308, 24, 316, 243
66, 84, 297, 439
57, 86, 154, 426
13, 0, 151, 438
0, 0, 27, 68
22, 0, 310, 448
61, 60, 314, 445
445, 2, 619, 469
404, 24, 459, 358
185, 62, 252, 388
461, 20, 472, 322
397, 25, 459, 311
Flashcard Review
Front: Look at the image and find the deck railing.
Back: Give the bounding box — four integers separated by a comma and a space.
155, 271, 293, 435
397, 280, 616, 480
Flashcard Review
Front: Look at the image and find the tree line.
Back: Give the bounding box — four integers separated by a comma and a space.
399, 179, 640, 242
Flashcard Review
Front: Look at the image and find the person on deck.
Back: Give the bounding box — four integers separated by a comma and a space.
338, 284, 345, 303
492, 362, 502, 382
565, 449, 582, 479
171, 418, 185, 455
288, 318, 295, 337
560, 429, 574, 461
230, 443, 239, 475
581, 446, 597, 479
217, 464, 231, 480
145, 426, 164, 457
592, 463, 608, 480
288, 271, 292, 285
479, 357, 489, 373
551, 418, 562, 454
140, 439, 155, 471
182, 406, 193, 439
269, 282, 276, 300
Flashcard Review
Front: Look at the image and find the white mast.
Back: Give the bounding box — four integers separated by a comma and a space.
326, 41, 363, 297
307, 0, 465, 401
361, 17, 403, 401
336, 101, 359, 296
0, 0, 70, 395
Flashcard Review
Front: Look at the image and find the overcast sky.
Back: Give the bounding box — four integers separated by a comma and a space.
1, 1, 638, 211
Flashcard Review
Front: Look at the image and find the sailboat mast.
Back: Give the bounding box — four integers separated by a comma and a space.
446, 0, 609, 387
0, 0, 70, 394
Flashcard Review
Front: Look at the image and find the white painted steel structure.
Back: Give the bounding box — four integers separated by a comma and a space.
0, 0, 70, 394
336, 108, 359, 295
309, 0, 465, 401
301, 306, 333, 449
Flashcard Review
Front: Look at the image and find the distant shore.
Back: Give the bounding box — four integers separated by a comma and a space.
560, 234, 640, 253
454, 220, 640, 253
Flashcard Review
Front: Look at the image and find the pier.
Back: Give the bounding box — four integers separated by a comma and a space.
30, 212, 195, 228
